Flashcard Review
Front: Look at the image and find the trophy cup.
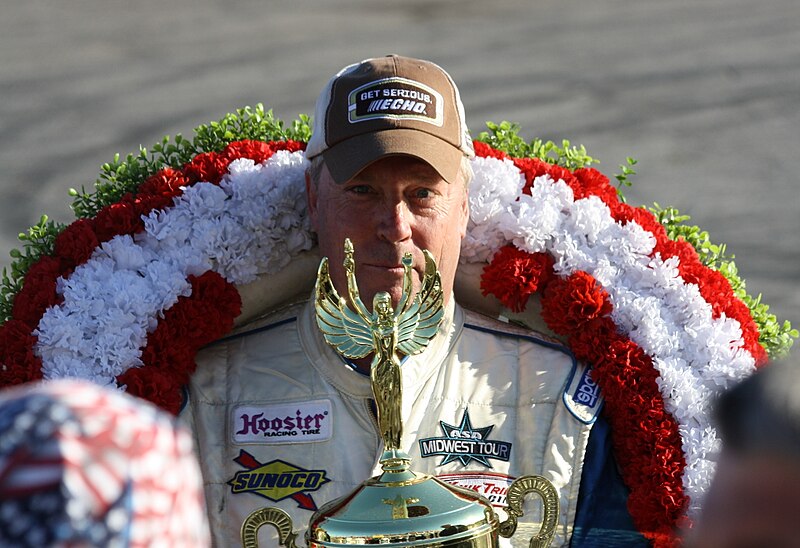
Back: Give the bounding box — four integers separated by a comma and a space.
241, 239, 559, 547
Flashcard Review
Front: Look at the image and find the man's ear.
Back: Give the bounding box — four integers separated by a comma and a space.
305, 171, 319, 232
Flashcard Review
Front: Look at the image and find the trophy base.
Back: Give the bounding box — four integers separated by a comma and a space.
306, 472, 499, 547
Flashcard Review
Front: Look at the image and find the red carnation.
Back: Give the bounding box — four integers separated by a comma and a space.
275, 139, 306, 153
480, 246, 554, 313
595, 336, 658, 389
11, 256, 63, 327
610, 202, 669, 245
572, 167, 618, 206
190, 271, 242, 318
540, 271, 613, 336
222, 140, 274, 164
53, 218, 100, 269
0, 319, 43, 387
694, 268, 733, 316
732, 314, 768, 366
567, 316, 619, 363
138, 167, 189, 199
589, 334, 688, 545
139, 320, 196, 386
184, 151, 229, 185
514, 157, 579, 196
94, 195, 143, 241
176, 272, 241, 348
512, 158, 549, 190
660, 239, 703, 285
586, 329, 642, 385
118, 365, 185, 415
473, 141, 510, 160
131, 193, 175, 218
691, 267, 767, 366
143, 271, 240, 368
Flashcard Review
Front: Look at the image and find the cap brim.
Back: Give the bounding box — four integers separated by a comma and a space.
321, 129, 464, 184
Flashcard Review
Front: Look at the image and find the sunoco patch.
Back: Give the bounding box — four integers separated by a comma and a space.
419, 409, 512, 468
348, 77, 443, 126
232, 399, 332, 444
438, 472, 516, 508
228, 450, 329, 511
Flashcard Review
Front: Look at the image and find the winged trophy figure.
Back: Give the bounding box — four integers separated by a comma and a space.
315, 238, 444, 455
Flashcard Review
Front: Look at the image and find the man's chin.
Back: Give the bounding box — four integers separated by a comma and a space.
360, 285, 414, 313
368, 277, 432, 311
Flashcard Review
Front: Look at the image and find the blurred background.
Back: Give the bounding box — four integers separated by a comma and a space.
1, 0, 798, 335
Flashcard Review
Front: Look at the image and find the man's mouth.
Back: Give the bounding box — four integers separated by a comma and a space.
360, 264, 407, 280
361, 263, 422, 277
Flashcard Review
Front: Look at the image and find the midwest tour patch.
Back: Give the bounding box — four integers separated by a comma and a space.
419, 409, 512, 468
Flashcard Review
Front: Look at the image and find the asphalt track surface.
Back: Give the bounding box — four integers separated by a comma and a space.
2, 0, 798, 341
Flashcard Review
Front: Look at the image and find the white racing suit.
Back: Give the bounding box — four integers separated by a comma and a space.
183, 298, 602, 547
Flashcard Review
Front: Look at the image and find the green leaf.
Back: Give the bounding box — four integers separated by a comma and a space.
476, 121, 597, 170
0, 216, 65, 321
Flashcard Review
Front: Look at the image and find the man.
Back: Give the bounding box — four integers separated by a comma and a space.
185, 55, 645, 546
686, 360, 800, 547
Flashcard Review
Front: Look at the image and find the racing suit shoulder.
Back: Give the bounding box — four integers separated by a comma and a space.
461, 307, 568, 349
220, 299, 308, 343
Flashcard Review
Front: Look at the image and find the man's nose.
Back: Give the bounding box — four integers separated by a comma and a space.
376, 201, 413, 243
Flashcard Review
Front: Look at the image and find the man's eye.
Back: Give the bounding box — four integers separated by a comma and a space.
347, 185, 371, 195
413, 188, 433, 200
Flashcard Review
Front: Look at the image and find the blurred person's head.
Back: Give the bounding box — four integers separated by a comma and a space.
0, 380, 210, 547
687, 360, 800, 548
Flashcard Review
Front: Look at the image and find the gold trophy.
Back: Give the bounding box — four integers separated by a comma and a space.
242, 239, 559, 548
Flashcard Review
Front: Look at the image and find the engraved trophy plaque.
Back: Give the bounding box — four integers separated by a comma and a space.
242, 239, 559, 548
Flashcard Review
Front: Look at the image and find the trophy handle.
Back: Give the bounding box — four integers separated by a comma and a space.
241, 507, 301, 548
498, 475, 560, 548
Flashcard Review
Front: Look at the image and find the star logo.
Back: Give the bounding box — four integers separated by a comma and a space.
438, 411, 494, 466
419, 409, 512, 468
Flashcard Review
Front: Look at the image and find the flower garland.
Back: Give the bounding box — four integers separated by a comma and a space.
0, 118, 790, 546
468, 143, 765, 544
0, 139, 308, 412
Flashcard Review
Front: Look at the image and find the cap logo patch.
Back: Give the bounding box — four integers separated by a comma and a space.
348, 77, 443, 126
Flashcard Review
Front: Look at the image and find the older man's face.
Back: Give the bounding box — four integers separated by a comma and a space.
307, 155, 468, 311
